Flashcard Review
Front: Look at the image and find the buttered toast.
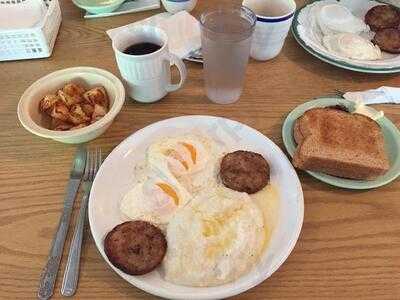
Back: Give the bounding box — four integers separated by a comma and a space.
292, 107, 390, 180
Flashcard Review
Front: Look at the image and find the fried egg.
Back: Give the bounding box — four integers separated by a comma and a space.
317, 4, 367, 36
162, 186, 265, 287
323, 33, 382, 60
250, 184, 280, 250
147, 135, 223, 194
120, 176, 190, 225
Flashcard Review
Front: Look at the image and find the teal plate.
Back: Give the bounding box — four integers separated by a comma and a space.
282, 98, 400, 189
291, 0, 400, 74
72, 0, 125, 14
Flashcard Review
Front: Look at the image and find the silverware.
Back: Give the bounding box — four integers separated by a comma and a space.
334, 89, 345, 98
38, 146, 86, 300
61, 148, 102, 297
188, 48, 202, 59
186, 48, 203, 63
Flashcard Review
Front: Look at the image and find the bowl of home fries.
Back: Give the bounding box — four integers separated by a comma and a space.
17, 66, 125, 144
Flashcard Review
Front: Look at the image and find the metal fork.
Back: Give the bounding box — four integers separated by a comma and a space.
61, 148, 102, 297
334, 89, 345, 98
187, 48, 203, 63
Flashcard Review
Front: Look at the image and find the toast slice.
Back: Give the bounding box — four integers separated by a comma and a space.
292, 107, 390, 180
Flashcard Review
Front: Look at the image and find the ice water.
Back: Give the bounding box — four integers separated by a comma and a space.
201, 8, 256, 104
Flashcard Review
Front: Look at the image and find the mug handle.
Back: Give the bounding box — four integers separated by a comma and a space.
165, 53, 187, 92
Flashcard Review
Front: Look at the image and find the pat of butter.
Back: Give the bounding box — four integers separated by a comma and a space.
353, 101, 384, 121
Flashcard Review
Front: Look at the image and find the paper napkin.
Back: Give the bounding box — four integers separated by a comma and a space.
107, 11, 201, 59
343, 87, 400, 105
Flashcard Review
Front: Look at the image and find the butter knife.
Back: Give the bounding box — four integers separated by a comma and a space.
38, 146, 86, 300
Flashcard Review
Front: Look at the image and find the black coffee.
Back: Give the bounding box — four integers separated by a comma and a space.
123, 42, 162, 55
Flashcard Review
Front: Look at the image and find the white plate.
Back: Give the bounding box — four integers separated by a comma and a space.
88, 115, 304, 299
292, 0, 400, 74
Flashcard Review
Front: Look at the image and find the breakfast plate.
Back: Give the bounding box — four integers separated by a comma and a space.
282, 98, 400, 189
291, 0, 400, 73
89, 115, 304, 299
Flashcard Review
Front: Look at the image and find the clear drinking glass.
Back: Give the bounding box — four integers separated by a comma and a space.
200, 6, 256, 104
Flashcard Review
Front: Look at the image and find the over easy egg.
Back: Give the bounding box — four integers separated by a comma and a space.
162, 186, 265, 287
323, 33, 382, 60
146, 135, 223, 194
317, 4, 367, 36
120, 177, 189, 225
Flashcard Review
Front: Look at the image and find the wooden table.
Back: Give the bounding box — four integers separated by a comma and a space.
1, 1, 400, 299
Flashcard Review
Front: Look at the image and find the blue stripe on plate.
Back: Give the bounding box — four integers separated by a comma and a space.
165, 0, 190, 2
257, 12, 294, 23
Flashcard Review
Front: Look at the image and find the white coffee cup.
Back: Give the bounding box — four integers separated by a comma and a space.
112, 25, 187, 103
243, 0, 296, 61
161, 0, 197, 14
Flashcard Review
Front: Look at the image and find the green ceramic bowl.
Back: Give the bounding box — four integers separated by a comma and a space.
72, 0, 125, 14
282, 98, 400, 189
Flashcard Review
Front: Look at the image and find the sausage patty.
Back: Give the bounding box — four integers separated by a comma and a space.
365, 5, 400, 31
220, 150, 270, 194
104, 221, 167, 275
373, 28, 400, 53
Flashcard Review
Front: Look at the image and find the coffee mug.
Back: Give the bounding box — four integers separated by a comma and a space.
112, 25, 187, 103
243, 0, 296, 61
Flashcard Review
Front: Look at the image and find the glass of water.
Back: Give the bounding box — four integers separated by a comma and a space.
200, 6, 256, 104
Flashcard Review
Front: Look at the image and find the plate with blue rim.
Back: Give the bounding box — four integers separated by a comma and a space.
291, 0, 400, 74
282, 97, 400, 189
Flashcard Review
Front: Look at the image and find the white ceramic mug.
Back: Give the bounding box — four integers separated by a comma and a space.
243, 0, 296, 61
112, 26, 187, 103
161, 0, 197, 14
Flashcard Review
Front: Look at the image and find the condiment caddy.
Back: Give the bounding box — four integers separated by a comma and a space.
0, 0, 61, 61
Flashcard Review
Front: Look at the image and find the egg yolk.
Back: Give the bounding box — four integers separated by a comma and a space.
156, 183, 179, 206
205, 233, 235, 259
202, 219, 222, 237
165, 149, 189, 170
201, 208, 242, 258
203, 219, 235, 258
180, 142, 197, 164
